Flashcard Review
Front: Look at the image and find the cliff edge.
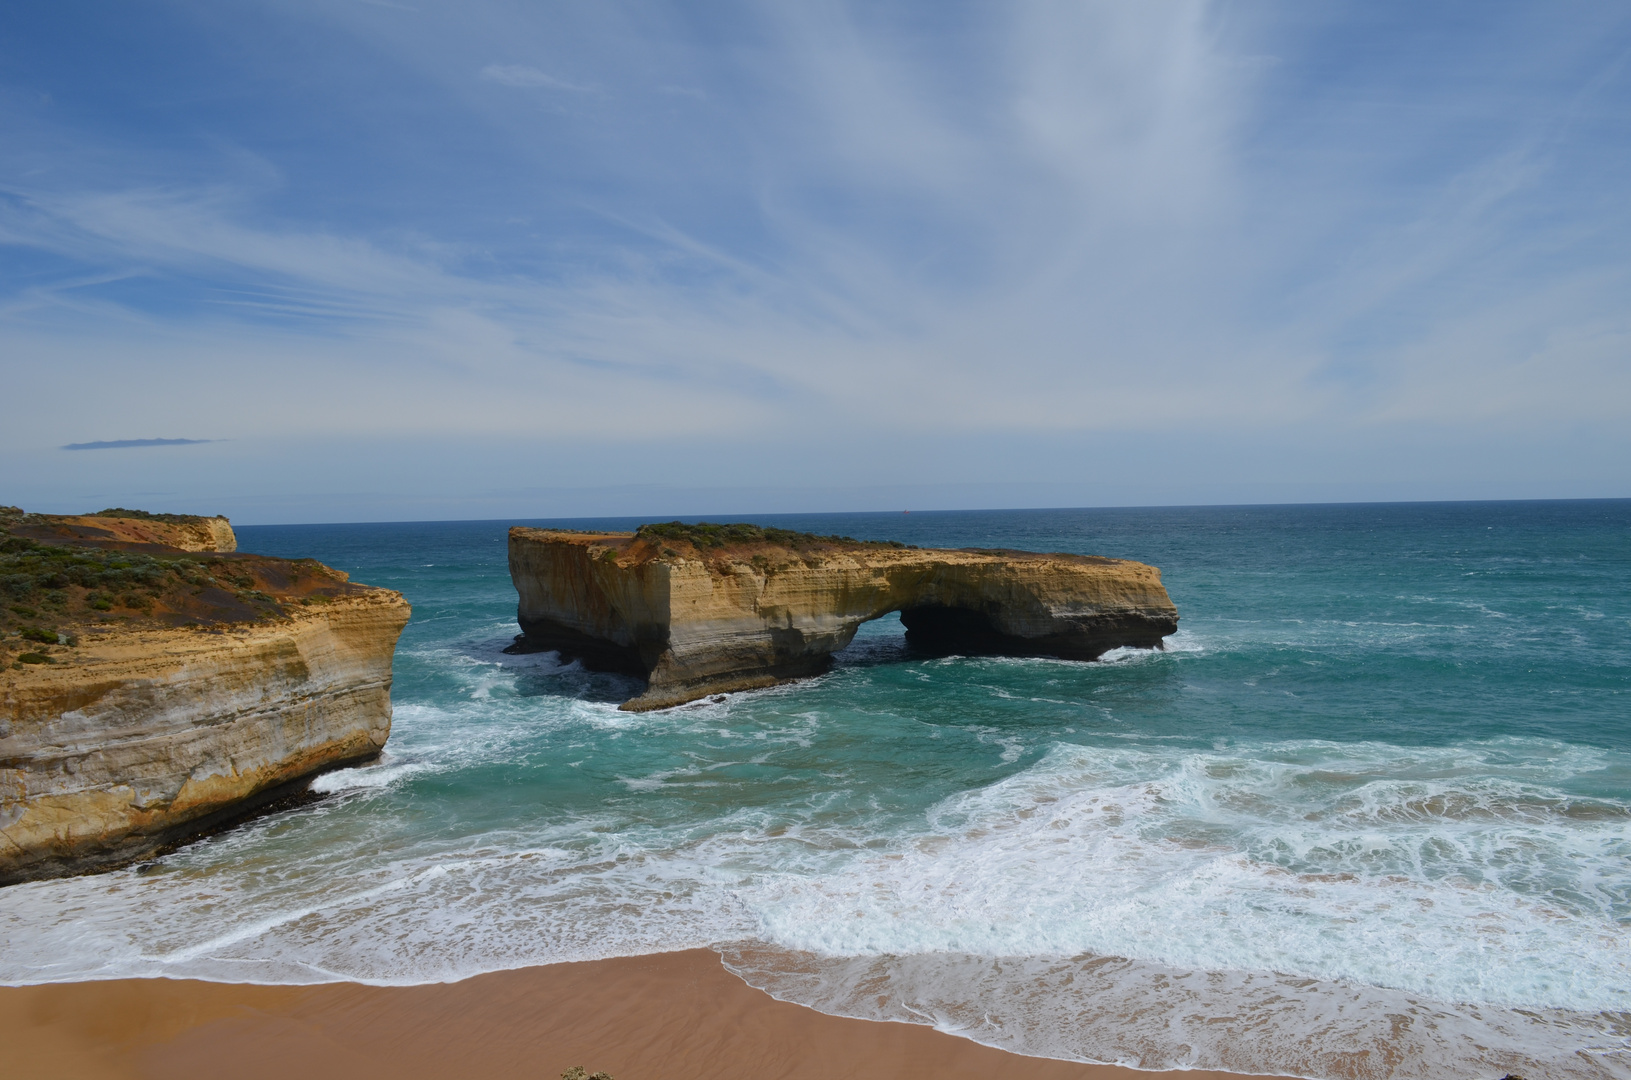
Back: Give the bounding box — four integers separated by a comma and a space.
0, 508, 410, 885
509, 521, 1178, 711
11, 506, 239, 552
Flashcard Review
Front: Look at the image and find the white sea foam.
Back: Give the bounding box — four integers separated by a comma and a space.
309, 757, 432, 794
733, 740, 1631, 1011
1099, 627, 1206, 663
3, 675, 1628, 1078
712, 738, 1631, 1078
721, 947, 1631, 1080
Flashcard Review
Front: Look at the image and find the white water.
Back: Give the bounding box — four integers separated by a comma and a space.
3, 704, 1628, 1077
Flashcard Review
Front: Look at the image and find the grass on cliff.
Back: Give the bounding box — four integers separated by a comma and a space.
94, 507, 223, 523
0, 514, 349, 669
1, 533, 196, 602
0, 532, 191, 666
635, 520, 915, 551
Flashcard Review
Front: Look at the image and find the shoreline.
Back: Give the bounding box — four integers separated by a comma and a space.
1, 948, 1282, 1080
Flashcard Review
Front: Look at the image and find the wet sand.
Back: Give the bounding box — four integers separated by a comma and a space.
1, 948, 1277, 1080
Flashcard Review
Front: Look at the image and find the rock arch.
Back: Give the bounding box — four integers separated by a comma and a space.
508, 526, 1179, 711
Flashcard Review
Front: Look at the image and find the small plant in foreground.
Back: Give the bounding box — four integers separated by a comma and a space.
561, 1068, 614, 1080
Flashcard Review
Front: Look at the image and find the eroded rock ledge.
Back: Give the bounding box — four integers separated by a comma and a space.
508, 523, 1178, 711
0, 508, 410, 885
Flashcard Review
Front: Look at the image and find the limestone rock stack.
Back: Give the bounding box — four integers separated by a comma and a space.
509, 524, 1178, 711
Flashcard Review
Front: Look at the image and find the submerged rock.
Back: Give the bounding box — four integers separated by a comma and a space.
0, 509, 410, 884
508, 522, 1178, 711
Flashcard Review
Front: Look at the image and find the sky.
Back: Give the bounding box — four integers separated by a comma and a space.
2, 1, 1629, 524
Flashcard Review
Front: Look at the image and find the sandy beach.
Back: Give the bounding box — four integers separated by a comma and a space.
2, 948, 1280, 1080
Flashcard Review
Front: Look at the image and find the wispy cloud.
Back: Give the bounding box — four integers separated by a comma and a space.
63, 438, 215, 450
479, 63, 593, 93
2, 1, 1628, 515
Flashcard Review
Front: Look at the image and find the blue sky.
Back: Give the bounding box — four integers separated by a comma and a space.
3, 1, 1629, 523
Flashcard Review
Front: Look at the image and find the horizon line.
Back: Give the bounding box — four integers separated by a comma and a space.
224, 495, 1631, 530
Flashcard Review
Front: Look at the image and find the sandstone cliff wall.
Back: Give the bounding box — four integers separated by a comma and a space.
0, 591, 409, 884
509, 527, 1178, 711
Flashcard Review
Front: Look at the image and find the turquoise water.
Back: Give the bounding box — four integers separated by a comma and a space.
3, 502, 1629, 1078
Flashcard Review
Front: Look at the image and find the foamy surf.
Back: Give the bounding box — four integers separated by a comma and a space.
734, 739, 1631, 1012
720, 946, 1631, 1080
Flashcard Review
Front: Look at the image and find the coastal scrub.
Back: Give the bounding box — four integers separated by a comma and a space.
0, 507, 360, 669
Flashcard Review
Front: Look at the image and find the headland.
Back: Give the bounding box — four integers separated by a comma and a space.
0, 507, 410, 885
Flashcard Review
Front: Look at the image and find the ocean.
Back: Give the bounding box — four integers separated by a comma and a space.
3, 501, 1629, 1079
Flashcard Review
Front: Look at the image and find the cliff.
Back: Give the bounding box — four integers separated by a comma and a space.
9, 507, 238, 552
0, 509, 410, 885
509, 522, 1178, 711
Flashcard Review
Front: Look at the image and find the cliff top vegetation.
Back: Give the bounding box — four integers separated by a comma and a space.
634, 520, 915, 551
1, 509, 366, 671
94, 507, 225, 523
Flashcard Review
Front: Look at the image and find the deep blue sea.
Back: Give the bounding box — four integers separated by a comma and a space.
4, 502, 1629, 1079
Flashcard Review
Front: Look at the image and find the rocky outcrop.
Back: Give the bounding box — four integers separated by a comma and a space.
509, 524, 1178, 711
0, 510, 410, 885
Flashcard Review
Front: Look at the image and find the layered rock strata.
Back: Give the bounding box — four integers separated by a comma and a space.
509, 525, 1178, 711
0, 510, 410, 884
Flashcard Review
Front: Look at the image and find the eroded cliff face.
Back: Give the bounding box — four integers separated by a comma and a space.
0, 594, 407, 883
0, 509, 409, 885
509, 526, 1178, 711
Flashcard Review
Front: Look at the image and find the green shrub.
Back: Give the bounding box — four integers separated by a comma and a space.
95, 508, 212, 524
0, 517, 306, 628
1, 533, 187, 600
634, 520, 916, 551
636, 520, 773, 548
18, 652, 53, 664
19, 626, 57, 644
